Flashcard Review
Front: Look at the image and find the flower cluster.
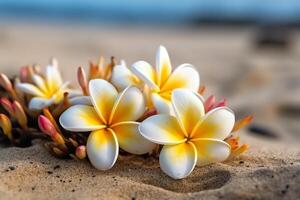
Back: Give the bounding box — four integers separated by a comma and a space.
0, 46, 252, 179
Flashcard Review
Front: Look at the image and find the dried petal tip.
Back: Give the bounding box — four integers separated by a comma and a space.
0, 73, 13, 91
198, 85, 206, 95
38, 115, 57, 137
232, 115, 254, 133
231, 144, 249, 157
0, 114, 13, 140
77, 67, 88, 95
12, 101, 28, 129
75, 145, 87, 159
204, 95, 216, 112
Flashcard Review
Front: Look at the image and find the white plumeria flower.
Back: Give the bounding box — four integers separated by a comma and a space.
59, 79, 156, 170
111, 60, 141, 91
132, 46, 200, 114
139, 89, 235, 179
16, 61, 75, 110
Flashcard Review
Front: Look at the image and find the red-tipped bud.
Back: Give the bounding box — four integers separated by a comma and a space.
38, 115, 57, 137
77, 66, 88, 95
20, 66, 31, 82
0, 73, 13, 92
0, 114, 13, 140
232, 115, 254, 133
204, 95, 216, 112
12, 101, 28, 129
75, 145, 87, 159
39, 115, 65, 145
0, 97, 14, 116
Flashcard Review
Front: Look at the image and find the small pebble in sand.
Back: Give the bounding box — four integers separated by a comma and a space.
53, 165, 60, 170
47, 171, 53, 174
9, 166, 15, 170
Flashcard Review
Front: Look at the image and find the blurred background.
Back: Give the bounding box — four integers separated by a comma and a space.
0, 0, 300, 143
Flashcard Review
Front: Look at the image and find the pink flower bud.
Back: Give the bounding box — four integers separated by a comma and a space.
0, 97, 14, 116
38, 115, 57, 137
75, 145, 87, 159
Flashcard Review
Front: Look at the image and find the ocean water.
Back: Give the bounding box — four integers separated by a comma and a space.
0, 0, 300, 24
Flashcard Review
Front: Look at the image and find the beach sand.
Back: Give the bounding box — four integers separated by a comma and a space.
0, 22, 300, 199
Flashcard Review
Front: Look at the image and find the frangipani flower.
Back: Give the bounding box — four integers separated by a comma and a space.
132, 46, 200, 114
59, 79, 156, 170
139, 89, 235, 179
111, 60, 141, 91
16, 60, 74, 110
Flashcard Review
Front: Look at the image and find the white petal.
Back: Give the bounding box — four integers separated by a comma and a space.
192, 107, 235, 140
69, 96, 92, 105
87, 129, 119, 170
172, 89, 205, 136
161, 64, 200, 92
32, 75, 47, 93
89, 79, 118, 124
192, 138, 231, 166
139, 114, 186, 145
59, 105, 105, 132
16, 83, 45, 97
112, 122, 156, 154
160, 142, 197, 179
156, 45, 172, 87
111, 63, 140, 91
109, 86, 145, 124
46, 64, 63, 92
151, 93, 173, 114
131, 61, 159, 91
28, 97, 54, 110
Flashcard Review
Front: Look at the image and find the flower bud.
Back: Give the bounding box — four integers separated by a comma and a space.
38, 115, 57, 136
75, 145, 87, 159
213, 99, 227, 109
20, 66, 30, 82
0, 97, 14, 116
12, 101, 28, 129
0, 73, 13, 92
0, 114, 13, 140
77, 66, 88, 95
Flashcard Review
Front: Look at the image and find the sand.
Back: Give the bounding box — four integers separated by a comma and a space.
0, 22, 300, 199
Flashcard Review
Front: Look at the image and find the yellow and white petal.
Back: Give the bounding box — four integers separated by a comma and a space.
32, 74, 47, 93
111, 63, 140, 91
192, 138, 231, 166
28, 97, 55, 110
161, 64, 200, 92
109, 86, 145, 124
89, 79, 118, 124
172, 89, 205, 136
156, 45, 172, 87
87, 129, 119, 170
131, 61, 159, 91
69, 96, 92, 106
59, 105, 105, 132
151, 93, 173, 114
192, 107, 235, 140
46, 64, 63, 92
139, 114, 186, 145
16, 83, 45, 97
112, 122, 156, 155
159, 142, 197, 179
